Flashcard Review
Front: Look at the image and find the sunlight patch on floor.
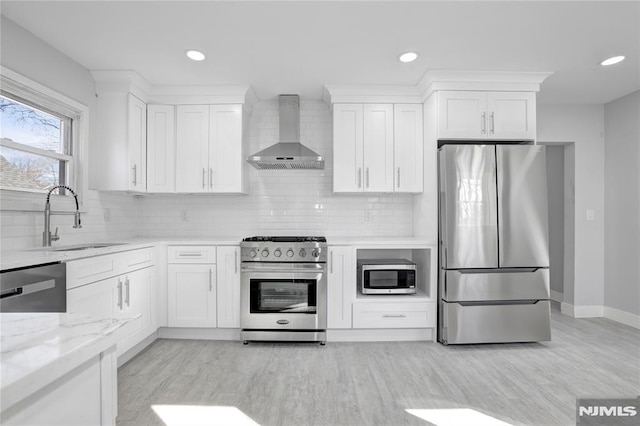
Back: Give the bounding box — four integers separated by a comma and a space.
152, 405, 260, 426
406, 408, 513, 426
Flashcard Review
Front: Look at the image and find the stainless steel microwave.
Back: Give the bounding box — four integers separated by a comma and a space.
357, 259, 416, 295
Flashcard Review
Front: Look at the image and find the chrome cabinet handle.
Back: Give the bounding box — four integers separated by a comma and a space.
117, 280, 123, 309
124, 277, 130, 307
383, 314, 406, 318
330, 251, 333, 274
235, 250, 238, 274
357, 168, 362, 188
132, 164, 137, 185
481, 112, 486, 134
177, 252, 203, 257
202, 168, 206, 189
397, 167, 401, 188
210, 168, 213, 188
490, 112, 495, 134
366, 168, 370, 188
209, 268, 213, 292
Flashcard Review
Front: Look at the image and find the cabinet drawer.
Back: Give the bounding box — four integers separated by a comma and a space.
168, 246, 216, 263
67, 255, 119, 290
123, 247, 154, 270
352, 302, 435, 329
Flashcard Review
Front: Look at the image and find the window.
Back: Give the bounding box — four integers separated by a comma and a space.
0, 67, 88, 206
0, 92, 73, 194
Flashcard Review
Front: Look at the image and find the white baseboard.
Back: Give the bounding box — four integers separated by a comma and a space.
559, 303, 639, 329
604, 306, 640, 329
327, 328, 435, 342
157, 327, 241, 340
550, 290, 563, 303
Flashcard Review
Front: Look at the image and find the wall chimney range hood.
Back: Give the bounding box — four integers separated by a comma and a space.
247, 95, 324, 170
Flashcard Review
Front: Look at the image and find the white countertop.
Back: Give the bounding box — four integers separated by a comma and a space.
1, 237, 436, 271
0, 237, 242, 271
0, 312, 138, 412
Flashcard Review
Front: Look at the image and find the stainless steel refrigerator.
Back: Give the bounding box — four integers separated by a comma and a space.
438, 144, 551, 344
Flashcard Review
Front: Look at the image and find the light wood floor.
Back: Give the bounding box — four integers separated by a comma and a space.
117, 306, 640, 426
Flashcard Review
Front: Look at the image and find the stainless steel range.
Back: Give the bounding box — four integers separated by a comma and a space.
240, 236, 327, 344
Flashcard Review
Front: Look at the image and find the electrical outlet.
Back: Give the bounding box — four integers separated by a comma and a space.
586, 209, 595, 221
364, 210, 371, 222
181, 210, 189, 222
104, 208, 111, 222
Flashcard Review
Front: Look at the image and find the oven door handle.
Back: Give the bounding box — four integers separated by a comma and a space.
241, 263, 325, 273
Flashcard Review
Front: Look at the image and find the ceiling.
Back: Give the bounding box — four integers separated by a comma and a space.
2, 1, 638, 104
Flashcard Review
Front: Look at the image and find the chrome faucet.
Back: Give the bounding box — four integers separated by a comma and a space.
43, 185, 82, 247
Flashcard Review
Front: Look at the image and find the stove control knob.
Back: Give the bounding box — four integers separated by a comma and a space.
299, 249, 307, 258
249, 249, 258, 258
311, 248, 320, 258
286, 249, 294, 258
261, 249, 269, 258
274, 249, 282, 258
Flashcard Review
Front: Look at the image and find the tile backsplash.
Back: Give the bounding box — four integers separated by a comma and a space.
1, 100, 415, 250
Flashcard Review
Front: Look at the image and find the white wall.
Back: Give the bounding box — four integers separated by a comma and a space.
537, 105, 605, 314
0, 16, 139, 250
138, 101, 414, 238
604, 90, 640, 317
546, 145, 565, 298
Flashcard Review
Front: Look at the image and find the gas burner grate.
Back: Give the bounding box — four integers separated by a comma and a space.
242, 236, 327, 243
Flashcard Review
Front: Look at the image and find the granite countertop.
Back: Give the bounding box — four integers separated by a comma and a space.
0, 312, 138, 412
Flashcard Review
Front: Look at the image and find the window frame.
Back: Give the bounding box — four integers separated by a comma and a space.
0, 66, 89, 212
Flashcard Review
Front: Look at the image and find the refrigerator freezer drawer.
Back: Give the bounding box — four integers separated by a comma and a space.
442, 269, 550, 302
440, 300, 551, 344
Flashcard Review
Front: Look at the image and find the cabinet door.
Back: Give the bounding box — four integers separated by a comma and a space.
128, 94, 147, 192
333, 104, 364, 192
437, 91, 487, 139
119, 267, 153, 356
487, 92, 536, 140
167, 264, 217, 327
363, 104, 394, 192
147, 105, 176, 193
209, 105, 245, 193
327, 246, 354, 329
393, 104, 423, 193
216, 246, 240, 328
175, 105, 210, 193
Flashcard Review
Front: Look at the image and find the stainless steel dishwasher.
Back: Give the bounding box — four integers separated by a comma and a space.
0, 262, 66, 312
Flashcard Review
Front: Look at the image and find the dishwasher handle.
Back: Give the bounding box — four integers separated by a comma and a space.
0, 279, 56, 299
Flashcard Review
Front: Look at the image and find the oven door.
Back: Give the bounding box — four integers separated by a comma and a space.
241, 263, 326, 330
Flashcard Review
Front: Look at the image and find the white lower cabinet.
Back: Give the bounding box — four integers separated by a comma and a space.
167, 245, 218, 328
67, 248, 156, 358
216, 246, 240, 328
352, 302, 436, 329
327, 246, 354, 329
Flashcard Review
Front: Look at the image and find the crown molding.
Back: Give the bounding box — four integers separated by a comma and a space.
323, 85, 422, 104
90, 70, 152, 101
417, 70, 554, 101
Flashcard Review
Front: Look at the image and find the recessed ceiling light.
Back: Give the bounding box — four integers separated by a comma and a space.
186, 50, 206, 61
600, 55, 625, 66
399, 52, 418, 63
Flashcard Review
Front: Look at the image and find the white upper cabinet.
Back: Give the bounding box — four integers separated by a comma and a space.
175, 105, 210, 193
128, 95, 147, 192
363, 104, 394, 192
437, 91, 536, 141
175, 104, 248, 194
147, 104, 176, 193
209, 105, 247, 193
393, 104, 424, 193
333, 104, 364, 192
333, 103, 422, 193
90, 89, 148, 192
